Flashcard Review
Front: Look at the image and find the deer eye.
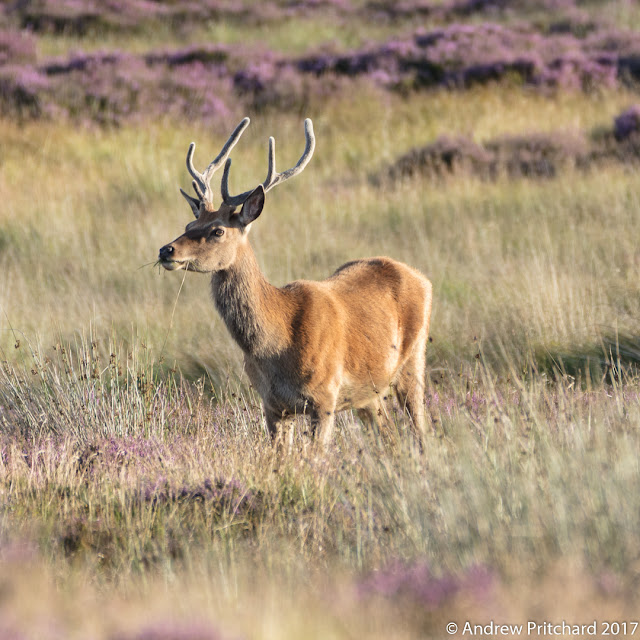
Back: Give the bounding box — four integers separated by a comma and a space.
211, 228, 224, 238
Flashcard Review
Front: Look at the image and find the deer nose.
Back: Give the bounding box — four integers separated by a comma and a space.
159, 244, 174, 261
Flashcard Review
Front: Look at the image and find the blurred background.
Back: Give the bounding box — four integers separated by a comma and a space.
2, 2, 640, 639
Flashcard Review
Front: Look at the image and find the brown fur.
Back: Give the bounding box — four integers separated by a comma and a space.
160, 188, 432, 446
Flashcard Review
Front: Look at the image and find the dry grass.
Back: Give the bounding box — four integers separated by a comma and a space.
2, 337, 640, 638
2, 85, 640, 379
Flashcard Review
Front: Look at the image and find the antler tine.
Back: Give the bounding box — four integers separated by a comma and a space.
185, 143, 206, 199
185, 117, 251, 204
221, 158, 240, 207
202, 117, 251, 185
222, 118, 315, 208
265, 118, 315, 191
265, 136, 276, 186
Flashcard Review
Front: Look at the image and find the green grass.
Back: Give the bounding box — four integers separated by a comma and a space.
35, 14, 419, 58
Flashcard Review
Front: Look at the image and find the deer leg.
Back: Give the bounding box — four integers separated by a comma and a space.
359, 395, 393, 428
264, 407, 296, 449
310, 399, 338, 449
395, 348, 427, 440
317, 412, 336, 449
265, 409, 282, 439
357, 395, 400, 447
356, 406, 375, 426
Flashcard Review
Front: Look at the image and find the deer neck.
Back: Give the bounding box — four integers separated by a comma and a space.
211, 242, 291, 358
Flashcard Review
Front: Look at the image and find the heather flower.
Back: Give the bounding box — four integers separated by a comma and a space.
234, 60, 279, 94
367, 68, 401, 87
485, 130, 587, 177
385, 136, 492, 181
76, 435, 172, 476
283, 0, 355, 12
297, 21, 640, 92
111, 622, 228, 640
0, 7, 638, 125
3, 0, 354, 35
384, 127, 594, 182
0, 64, 50, 93
358, 560, 493, 610
235, 59, 317, 112
8, 0, 171, 34
0, 30, 36, 65
614, 105, 640, 142
41, 48, 235, 124
146, 46, 230, 69
0, 64, 50, 118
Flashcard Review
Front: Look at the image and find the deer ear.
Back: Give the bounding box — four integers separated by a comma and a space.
238, 185, 265, 226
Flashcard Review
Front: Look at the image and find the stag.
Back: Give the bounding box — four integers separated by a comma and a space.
159, 118, 432, 446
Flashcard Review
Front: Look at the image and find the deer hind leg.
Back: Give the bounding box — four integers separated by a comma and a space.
356, 406, 376, 426
395, 344, 427, 440
358, 395, 396, 440
308, 409, 335, 449
265, 407, 297, 452
309, 396, 339, 449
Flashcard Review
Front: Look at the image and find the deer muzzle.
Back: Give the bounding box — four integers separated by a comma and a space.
158, 243, 184, 270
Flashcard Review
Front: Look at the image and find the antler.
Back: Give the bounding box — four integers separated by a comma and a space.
221, 118, 315, 208
180, 117, 251, 216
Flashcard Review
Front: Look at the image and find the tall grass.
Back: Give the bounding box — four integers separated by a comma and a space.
3, 23, 640, 637
2, 336, 640, 638
2, 85, 639, 377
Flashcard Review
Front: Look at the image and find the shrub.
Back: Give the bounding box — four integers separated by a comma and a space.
385, 136, 492, 181
614, 104, 640, 142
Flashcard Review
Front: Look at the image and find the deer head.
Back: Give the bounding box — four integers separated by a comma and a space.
158, 118, 315, 273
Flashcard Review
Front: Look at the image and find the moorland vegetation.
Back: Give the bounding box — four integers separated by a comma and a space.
2, 1, 640, 638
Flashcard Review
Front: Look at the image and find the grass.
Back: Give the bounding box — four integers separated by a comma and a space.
29, 0, 640, 61
3, 337, 640, 638
34, 13, 421, 59
2, 85, 639, 376
4, 12, 640, 637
